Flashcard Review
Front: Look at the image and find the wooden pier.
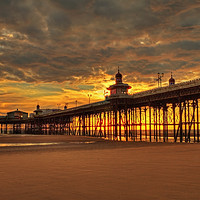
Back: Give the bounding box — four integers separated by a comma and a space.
1, 78, 200, 143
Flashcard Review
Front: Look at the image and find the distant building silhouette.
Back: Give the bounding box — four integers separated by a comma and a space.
33, 105, 61, 116
7, 109, 28, 120
34, 104, 43, 115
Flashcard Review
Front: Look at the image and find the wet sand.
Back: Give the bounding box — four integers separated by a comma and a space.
0, 135, 200, 200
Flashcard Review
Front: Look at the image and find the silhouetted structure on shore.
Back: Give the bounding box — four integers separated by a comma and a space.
0, 71, 200, 143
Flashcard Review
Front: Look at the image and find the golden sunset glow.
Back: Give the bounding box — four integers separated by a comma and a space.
0, 0, 200, 115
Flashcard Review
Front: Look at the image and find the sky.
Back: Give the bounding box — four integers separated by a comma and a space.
0, 0, 200, 115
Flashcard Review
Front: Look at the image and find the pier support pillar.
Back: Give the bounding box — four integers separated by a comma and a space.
197, 99, 199, 142
114, 110, 118, 140
119, 110, 121, 141
163, 104, 168, 142
149, 105, 151, 142
173, 103, 176, 142
139, 107, 142, 141
144, 107, 147, 140
179, 101, 183, 143
193, 100, 196, 142
82, 115, 85, 136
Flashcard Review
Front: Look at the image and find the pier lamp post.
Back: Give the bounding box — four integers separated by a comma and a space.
75, 100, 78, 107
156, 73, 164, 87
88, 94, 92, 104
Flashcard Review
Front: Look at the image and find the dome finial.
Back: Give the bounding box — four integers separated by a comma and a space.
169, 72, 175, 86
36, 103, 40, 110
115, 67, 122, 84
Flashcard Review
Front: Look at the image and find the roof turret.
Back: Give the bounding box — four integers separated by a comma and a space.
169, 72, 175, 85
115, 67, 122, 84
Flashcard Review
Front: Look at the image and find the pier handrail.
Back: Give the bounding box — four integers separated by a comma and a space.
35, 100, 110, 118
132, 78, 200, 98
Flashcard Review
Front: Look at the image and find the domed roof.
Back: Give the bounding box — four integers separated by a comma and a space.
116, 69, 122, 78
169, 72, 175, 85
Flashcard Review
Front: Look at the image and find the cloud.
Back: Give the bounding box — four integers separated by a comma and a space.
50, 0, 91, 10
0, 0, 199, 113
174, 7, 200, 27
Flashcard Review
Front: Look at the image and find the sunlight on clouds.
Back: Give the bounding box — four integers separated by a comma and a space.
1, 28, 14, 38
136, 34, 163, 47
0, 0, 199, 114
156, 41, 161, 45
4, 33, 14, 38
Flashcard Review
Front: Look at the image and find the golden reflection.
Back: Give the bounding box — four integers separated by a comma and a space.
0, 143, 60, 147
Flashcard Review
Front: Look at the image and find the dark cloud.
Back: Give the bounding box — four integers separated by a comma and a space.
52, 56, 86, 65
47, 11, 71, 38
0, 0, 199, 85
172, 40, 200, 51
128, 40, 200, 58
175, 7, 200, 27
93, 0, 123, 20
50, 0, 91, 10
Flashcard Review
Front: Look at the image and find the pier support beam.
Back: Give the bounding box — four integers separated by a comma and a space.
193, 100, 196, 142
82, 115, 85, 136
163, 104, 168, 142
179, 101, 183, 143
188, 101, 190, 142
173, 103, 176, 142
139, 107, 142, 141
104, 112, 106, 138
155, 107, 158, 142
144, 107, 147, 140
149, 105, 151, 142
184, 101, 187, 142
114, 110, 118, 139
119, 110, 121, 141
159, 107, 161, 140
197, 99, 199, 142
125, 109, 128, 141
107, 112, 110, 139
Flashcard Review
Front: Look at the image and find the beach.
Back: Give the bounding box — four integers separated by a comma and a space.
0, 135, 200, 200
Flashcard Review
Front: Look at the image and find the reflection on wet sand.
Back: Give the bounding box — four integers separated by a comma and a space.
0, 142, 60, 147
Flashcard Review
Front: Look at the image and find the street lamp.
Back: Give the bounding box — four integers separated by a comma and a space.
88, 94, 92, 104
75, 100, 78, 107
57, 103, 61, 109
156, 73, 164, 87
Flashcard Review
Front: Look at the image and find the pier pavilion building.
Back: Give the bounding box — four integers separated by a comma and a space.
107, 69, 131, 97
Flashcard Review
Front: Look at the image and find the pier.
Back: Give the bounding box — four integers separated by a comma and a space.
1, 74, 200, 143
